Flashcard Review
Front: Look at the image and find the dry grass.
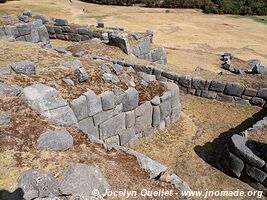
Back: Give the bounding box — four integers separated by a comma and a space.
133, 94, 262, 199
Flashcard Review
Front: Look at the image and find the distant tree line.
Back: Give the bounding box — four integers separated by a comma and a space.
80, 0, 267, 15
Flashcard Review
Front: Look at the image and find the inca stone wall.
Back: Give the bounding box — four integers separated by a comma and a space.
219, 116, 267, 194
91, 56, 267, 108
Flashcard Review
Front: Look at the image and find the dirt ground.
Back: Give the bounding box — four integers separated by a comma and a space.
133, 94, 266, 200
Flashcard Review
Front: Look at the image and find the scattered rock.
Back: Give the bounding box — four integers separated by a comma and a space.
54, 47, 69, 54
22, 10, 33, 17
33, 14, 49, 23
0, 111, 11, 125
59, 163, 109, 197
0, 67, 12, 75
73, 51, 87, 57
11, 169, 59, 200
99, 64, 111, 73
37, 129, 73, 151
62, 60, 83, 69
138, 72, 156, 82
74, 67, 89, 82
0, 82, 21, 96
10, 60, 36, 75
62, 78, 74, 86
112, 63, 124, 75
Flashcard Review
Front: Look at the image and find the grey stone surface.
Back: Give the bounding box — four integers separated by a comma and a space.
104, 135, 120, 146
62, 78, 74, 86
209, 80, 226, 92
160, 91, 171, 102
122, 87, 139, 112
101, 91, 115, 111
113, 86, 125, 105
33, 14, 49, 23
11, 60, 36, 75
152, 106, 160, 127
217, 94, 235, 103
221, 148, 244, 178
135, 101, 153, 132
257, 88, 267, 100
16, 23, 31, 36
93, 109, 113, 126
250, 97, 266, 107
22, 84, 67, 112
100, 113, 125, 140
37, 129, 73, 151
62, 60, 83, 69
201, 90, 217, 99
54, 18, 68, 26
118, 128, 135, 146
245, 165, 267, 183
99, 64, 111, 73
229, 135, 265, 168
138, 72, 156, 82
70, 95, 88, 121
159, 99, 171, 120
0, 82, 21, 96
22, 10, 33, 17
169, 174, 191, 194
0, 111, 11, 126
43, 106, 78, 127
113, 103, 123, 116
4, 25, 20, 38
59, 164, 109, 197
151, 96, 160, 106
127, 149, 167, 179
179, 75, 191, 88
224, 83, 244, 97
192, 77, 206, 90
125, 110, 135, 128
244, 88, 257, 97
0, 67, 12, 75
84, 89, 102, 116
108, 31, 131, 54
73, 51, 87, 57
78, 117, 99, 139
16, 169, 58, 199
112, 63, 124, 75
74, 67, 89, 82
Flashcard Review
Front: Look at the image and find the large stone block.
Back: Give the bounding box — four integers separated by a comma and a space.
209, 80, 226, 92
54, 18, 68, 26
125, 110, 135, 128
37, 25, 50, 44
84, 89, 102, 116
257, 88, 267, 100
93, 109, 113, 126
152, 106, 160, 127
192, 77, 206, 90
78, 117, 99, 139
43, 106, 78, 127
122, 87, 139, 112
228, 135, 265, 168
245, 165, 267, 183
135, 101, 153, 132
104, 135, 120, 146
179, 75, 192, 88
4, 25, 20, 38
201, 90, 217, 99
68, 33, 81, 42
22, 84, 67, 112
101, 91, 115, 110
70, 95, 88, 121
119, 128, 136, 146
244, 88, 257, 97
159, 99, 171, 120
100, 113, 125, 140
223, 83, 245, 97
250, 97, 266, 107
108, 31, 131, 54
16, 23, 31, 36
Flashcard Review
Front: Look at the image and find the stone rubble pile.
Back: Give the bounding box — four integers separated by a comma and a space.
221, 53, 267, 75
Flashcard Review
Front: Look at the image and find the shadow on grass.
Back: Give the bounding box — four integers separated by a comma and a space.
194, 108, 267, 170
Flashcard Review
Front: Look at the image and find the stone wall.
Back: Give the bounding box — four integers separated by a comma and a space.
91, 56, 267, 108
70, 81, 181, 147
0, 18, 50, 45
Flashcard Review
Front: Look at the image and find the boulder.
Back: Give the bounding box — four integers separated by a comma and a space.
100, 91, 115, 111
22, 10, 33, 17
223, 83, 244, 97
112, 63, 124, 75
73, 51, 87, 57
37, 129, 73, 151
21, 84, 67, 112
127, 149, 167, 179
33, 14, 49, 24
138, 72, 156, 82
16, 23, 31, 36
228, 135, 265, 168
169, 174, 191, 194
74, 67, 89, 82
102, 73, 119, 83
99, 64, 111, 73
0, 82, 21, 96
122, 87, 139, 112
108, 31, 131, 54
0, 111, 11, 125
13, 169, 58, 200
62, 78, 74, 86
62, 60, 82, 69
11, 60, 36, 75
84, 89, 102, 116
59, 164, 109, 197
